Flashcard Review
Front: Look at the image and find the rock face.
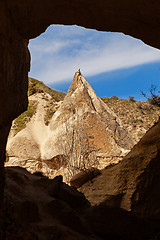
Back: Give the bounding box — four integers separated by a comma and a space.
6, 92, 63, 176
44, 70, 134, 169
4, 167, 92, 240
6, 71, 134, 182
103, 98, 160, 143
0, 2, 29, 236
80, 120, 160, 221
1, 0, 160, 238
43, 70, 134, 163
70, 168, 101, 188
6, 0, 160, 50
4, 166, 155, 240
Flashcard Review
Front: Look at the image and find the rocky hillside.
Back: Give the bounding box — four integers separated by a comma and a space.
10, 77, 160, 142
102, 98, 160, 142
5, 72, 160, 183
28, 77, 66, 101
6, 71, 134, 182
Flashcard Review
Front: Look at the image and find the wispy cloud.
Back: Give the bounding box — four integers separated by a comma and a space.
29, 25, 160, 84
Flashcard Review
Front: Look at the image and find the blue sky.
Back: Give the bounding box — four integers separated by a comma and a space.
28, 25, 160, 100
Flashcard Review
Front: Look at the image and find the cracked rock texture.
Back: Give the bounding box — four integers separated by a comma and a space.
80, 121, 160, 221
6, 71, 134, 182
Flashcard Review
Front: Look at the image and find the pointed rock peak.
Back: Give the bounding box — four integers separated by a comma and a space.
67, 69, 87, 94
77, 68, 81, 75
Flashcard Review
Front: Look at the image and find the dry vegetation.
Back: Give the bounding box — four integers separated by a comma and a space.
102, 98, 160, 141
11, 78, 65, 134
44, 103, 60, 125
13, 100, 37, 134
28, 77, 66, 101
12, 78, 160, 142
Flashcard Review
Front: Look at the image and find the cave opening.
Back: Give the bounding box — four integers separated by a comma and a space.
2, 1, 160, 238
29, 24, 160, 101
5, 24, 160, 183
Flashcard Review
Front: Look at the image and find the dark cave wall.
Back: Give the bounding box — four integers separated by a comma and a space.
0, 2, 29, 236
6, 0, 160, 49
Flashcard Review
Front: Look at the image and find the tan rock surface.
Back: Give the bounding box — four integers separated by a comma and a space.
102, 98, 160, 142
6, 92, 63, 178
80, 120, 160, 221
45, 70, 134, 166
6, 71, 134, 182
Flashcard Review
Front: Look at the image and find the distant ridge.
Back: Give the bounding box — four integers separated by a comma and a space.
28, 77, 66, 101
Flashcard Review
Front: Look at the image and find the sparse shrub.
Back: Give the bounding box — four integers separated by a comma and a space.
37, 89, 44, 93
141, 104, 151, 112
129, 96, 134, 101
51, 95, 62, 102
134, 119, 143, 124
148, 95, 160, 107
141, 85, 160, 107
14, 101, 37, 134
137, 102, 142, 109
28, 85, 37, 96
112, 95, 118, 100
44, 108, 56, 125
28, 77, 66, 100
28, 79, 37, 96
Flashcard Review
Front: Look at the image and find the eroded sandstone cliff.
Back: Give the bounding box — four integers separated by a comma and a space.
6, 71, 134, 183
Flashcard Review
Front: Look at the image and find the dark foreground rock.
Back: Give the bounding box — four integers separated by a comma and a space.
3, 166, 156, 240
70, 168, 101, 188
80, 121, 160, 222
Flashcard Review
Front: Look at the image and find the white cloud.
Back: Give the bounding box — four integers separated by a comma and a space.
28, 25, 160, 84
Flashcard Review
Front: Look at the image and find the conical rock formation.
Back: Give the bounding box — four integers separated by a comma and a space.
6, 71, 134, 181
42, 70, 134, 164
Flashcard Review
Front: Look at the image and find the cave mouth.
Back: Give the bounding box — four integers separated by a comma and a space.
5, 24, 160, 183
2, 2, 160, 238
28, 24, 160, 101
